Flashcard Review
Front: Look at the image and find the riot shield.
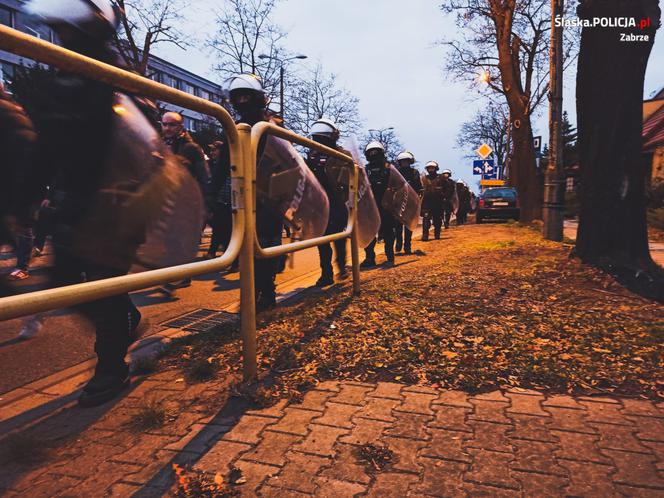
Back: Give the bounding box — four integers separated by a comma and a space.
73, 94, 203, 270
451, 184, 460, 214
339, 137, 381, 248
380, 165, 421, 231
257, 135, 329, 240
353, 167, 382, 248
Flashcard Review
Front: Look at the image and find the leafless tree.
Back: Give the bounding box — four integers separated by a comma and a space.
285, 64, 363, 138
456, 100, 511, 165
112, 0, 189, 76
362, 128, 405, 164
440, 0, 576, 220
207, 0, 289, 102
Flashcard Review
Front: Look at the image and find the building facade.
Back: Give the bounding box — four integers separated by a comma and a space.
1, 0, 224, 132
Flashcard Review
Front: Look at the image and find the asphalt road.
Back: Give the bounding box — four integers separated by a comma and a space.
0, 234, 327, 394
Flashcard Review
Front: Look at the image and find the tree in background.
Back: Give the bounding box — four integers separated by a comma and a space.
112, 0, 189, 76
574, 0, 662, 299
286, 64, 363, 138
440, 0, 576, 221
456, 100, 510, 167
207, 0, 288, 102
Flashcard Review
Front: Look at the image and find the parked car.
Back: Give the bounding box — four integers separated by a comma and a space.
476, 187, 520, 223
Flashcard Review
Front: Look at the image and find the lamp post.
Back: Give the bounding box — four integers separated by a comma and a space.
257, 53, 307, 126
368, 126, 394, 143
543, 0, 565, 241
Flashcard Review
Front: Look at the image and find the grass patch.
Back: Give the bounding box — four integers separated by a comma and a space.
129, 398, 168, 431
186, 358, 219, 383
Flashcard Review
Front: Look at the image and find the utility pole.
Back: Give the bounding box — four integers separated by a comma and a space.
543, 0, 565, 241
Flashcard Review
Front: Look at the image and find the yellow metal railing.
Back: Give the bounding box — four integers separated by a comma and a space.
0, 25, 362, 380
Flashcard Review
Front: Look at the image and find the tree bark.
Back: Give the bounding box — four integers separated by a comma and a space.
491, 0, 542, 221
575, 0, 661, 273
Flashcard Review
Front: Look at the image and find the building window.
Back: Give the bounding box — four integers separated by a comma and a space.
171, 77, 181, 89
148, 70, 161, 83
1, 62, 15, 88
161, 73, 174, 87
0, 6, 13, 27
566, 176, 575, 192
199, 89, 211, 100
181, 81, 195, 94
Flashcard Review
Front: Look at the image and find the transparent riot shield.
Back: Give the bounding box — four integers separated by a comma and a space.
257, 135, 329, 240
340, 137, 381, 248
451, 184, 460, 215
73, 93, 204, 270
380, 165, 421, 231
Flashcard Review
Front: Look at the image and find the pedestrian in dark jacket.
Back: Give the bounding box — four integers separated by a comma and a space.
0, 84, 39, 289
207, 140, 234, 262
161, 111, 211, 205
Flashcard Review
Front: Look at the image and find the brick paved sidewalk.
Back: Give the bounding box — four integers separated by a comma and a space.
3, 379, 663, 497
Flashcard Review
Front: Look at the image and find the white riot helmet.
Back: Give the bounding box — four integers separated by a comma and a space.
441, 168, 452, 176
309, 118, 340, 140
26, 0, 118, 36
226, 74, 265, 95
425, 161, 439, 171
396, 151, 415, 164
364, 141, 385, 154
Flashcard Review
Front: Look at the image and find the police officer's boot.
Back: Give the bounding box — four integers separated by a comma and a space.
315, 266, 334, 287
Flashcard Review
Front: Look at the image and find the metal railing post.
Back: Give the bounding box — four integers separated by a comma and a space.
350, 165, 361, 296
237, 124, 257, 382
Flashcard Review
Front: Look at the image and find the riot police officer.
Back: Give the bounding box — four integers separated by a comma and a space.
227, 74, 282, 311
25, 0, 148, 407
394, 151, 422, 254
306, 119, 350, 286
421, 162, 445, 240
362, 141, 397, 267
440, 169, 457, 229
456, 179, 471, 225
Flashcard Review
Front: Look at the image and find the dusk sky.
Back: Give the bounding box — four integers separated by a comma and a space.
158, 0, 664, 191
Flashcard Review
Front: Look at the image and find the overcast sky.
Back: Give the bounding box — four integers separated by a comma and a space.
159, 0, 664, 191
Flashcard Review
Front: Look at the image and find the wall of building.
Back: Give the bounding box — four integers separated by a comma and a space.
0, 0, 224, 133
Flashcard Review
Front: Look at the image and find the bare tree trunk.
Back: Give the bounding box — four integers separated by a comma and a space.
575, 0, 662, 297
509, 112, 541, 221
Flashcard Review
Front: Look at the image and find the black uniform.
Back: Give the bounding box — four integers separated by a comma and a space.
395, 165, 423, 253
306, 148, 350, 282
166, 132, 211, 208
208, 144, 233, 257
440, 176, 456, 229
364, 161, 397, 263
421, 172, 444, 240
456, 182, 471, 225
25, 41, 144, 406
0, 88, 38, 296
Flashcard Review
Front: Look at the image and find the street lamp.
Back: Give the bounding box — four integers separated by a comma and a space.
257, 53, 307, 125
368, 126, 394, 143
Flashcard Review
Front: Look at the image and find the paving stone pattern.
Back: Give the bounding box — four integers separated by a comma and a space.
2, 381, 663, 497
201, 382, 664, 497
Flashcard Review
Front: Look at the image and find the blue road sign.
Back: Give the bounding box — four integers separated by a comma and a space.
473, 159, 494, 176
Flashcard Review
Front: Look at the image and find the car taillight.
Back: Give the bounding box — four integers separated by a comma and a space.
479, 199, 485, 208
